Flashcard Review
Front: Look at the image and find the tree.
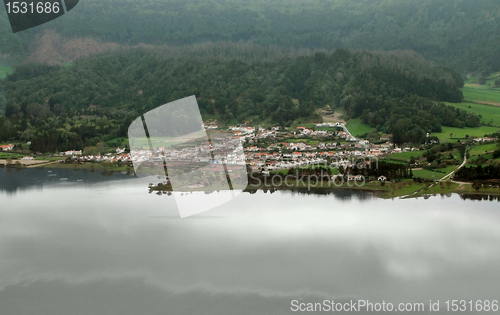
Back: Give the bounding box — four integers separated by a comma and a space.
5, 103, 21, 118
83, 146, 99, 156
96, 142, 108, 155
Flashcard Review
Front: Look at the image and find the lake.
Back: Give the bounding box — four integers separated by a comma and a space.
1, 167, 499, 314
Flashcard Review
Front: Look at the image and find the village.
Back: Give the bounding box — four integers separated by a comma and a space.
54, 121, 408, 172
0, 121, 426, 170
218, 121, 415, 173
1, 120, 497, 173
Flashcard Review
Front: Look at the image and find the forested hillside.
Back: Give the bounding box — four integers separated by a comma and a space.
0, 48, 478, 151
1, 0, 500, 74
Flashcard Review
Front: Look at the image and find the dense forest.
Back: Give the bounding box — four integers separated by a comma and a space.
1, 0, 500, 74
0, 48, 478, 151
455, 165, 500, 182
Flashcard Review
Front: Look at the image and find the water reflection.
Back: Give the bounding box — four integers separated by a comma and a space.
255, 186, 377, 202
0, 167, 134, 195
1, 171, 500, 314
460, 193, 500, 201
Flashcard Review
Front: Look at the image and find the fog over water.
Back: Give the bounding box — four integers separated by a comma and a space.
0, 168, 499, 314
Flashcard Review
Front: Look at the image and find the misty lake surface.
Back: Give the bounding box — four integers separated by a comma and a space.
1, 167, 499, 314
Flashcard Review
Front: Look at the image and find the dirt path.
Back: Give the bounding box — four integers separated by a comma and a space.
26, 160, 64, 168
439, 154, 467, 182
472, 100, 500, 107
398, 155, 468, 199
0, 159, 63, 167
321, 106, 345, 123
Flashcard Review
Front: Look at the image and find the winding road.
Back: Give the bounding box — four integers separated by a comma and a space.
398, 153, 468, 199
438, 153, 467, 182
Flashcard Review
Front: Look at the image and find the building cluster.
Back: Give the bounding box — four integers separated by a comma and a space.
245, 143, 397, 171
68, 153, 132, 163
48, 122, 409, 172
473, 137, 496, 143
232, 123, 403, 171
129, 136, 246, 167
31, 121, 425, 171
0, 144, 14, 151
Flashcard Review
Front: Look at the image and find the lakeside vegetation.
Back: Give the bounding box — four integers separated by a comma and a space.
0, 153, 133, 172
148, 175, 500, 199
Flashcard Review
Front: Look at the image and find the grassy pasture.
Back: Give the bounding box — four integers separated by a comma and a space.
433, 85, 500, 142
386, 151, 425, 163
432, 126, 500, 143
0, 152, 25, 159
444, 101, 500, 127
469, 143, 498, 156
346, 118, 376, 137
413, 165, 457, 180
462, 87, 500, 104
412, 169, 445, 180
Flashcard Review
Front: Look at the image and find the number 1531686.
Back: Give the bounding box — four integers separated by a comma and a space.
5, 1, 60, 14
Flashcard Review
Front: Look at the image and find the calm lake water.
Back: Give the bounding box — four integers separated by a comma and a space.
1, 167, 499, 314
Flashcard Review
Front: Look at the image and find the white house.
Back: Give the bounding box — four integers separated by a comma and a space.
378, 176, 387, 182
1, 144, 14, 151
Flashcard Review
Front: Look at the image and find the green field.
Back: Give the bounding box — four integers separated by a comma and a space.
413, 166, 457, 180
445, 101, 500, 127
346, 118, 376, 137
0, 152, 25, 159
386, 150, 425, 163
0, 66, 12, 79
469, 143, 498, 156
486, 72, 500, 87
431, 126, 500, 143
465, 72, 500, 89
462, 87, 500, 104
433, 85, 500, 142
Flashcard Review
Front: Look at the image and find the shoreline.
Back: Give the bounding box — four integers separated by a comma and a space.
2, 161, 499, 198
148, 179, 500, 199
0, 160, 134, 172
